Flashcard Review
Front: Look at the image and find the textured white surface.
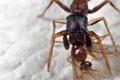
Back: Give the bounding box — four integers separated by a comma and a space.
0, 0, 120, 80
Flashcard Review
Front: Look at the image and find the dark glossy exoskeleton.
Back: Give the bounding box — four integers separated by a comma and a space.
63, 14, 91, 51
63, 13, 92, 63
39, 0, 120, 78
80, 61, 92, 70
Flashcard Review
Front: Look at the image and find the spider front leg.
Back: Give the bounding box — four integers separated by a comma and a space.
106, 0, 120, 12
88, 0, 120, 13
38, 0, 70, 17
38, 1, 53, 17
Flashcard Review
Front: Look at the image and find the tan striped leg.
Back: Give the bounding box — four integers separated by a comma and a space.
52, 19, 67, 43
52, 19, 66, 34
48, 19, 67, 72
88, 17, 117, 51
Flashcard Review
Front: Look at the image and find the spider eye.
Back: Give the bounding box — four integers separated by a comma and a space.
77, 30, 85, 35
69, 30, 75, 35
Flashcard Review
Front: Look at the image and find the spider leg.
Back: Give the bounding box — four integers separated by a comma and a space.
88, 31, 111, 74
88, 0, 120, 13
53, 0, 71, 12
48, 19, 67, 72
48, 30, 66, 72
38, 0, 70, 17
108, 0, 120, 12
88, 17, 117, 51
38, 1, 53, 17
52, 19, 66, 34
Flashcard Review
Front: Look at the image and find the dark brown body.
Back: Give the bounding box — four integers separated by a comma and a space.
63, 13, 91, 64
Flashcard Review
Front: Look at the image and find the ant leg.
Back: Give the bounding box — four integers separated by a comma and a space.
67, 55, 83, 80
88, 51, 97, 62
92, 69, 101, 80
67, 56, 76, 80
48, 30, 66, 72
97, 70, 101, 80
88, 69, 101, 80
88, 31, 111, 74
88, 17, 117, 51
88, 0, 120, 13
67, 55, 72, 64
72, 59, 79, 80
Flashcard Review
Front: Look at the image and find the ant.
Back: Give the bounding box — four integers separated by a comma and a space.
39, 0, 120, 79
67, 56, 101, 80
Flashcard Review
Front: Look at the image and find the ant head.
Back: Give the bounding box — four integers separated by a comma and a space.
80, 61, 92, 70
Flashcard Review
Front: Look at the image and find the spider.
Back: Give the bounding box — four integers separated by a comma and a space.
39, 0, 120, 79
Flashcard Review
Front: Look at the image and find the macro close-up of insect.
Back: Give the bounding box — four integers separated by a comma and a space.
39, 0, 120, 80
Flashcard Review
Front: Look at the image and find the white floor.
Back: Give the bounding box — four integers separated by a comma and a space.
0, 0, 120, 80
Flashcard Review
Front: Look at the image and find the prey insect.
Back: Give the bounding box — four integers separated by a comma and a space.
39, 0, 120, 79
67, 55, 101, 80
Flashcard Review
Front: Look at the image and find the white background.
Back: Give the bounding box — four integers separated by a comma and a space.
0, 0, 120, 80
